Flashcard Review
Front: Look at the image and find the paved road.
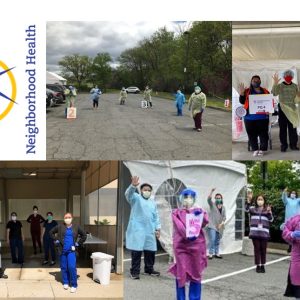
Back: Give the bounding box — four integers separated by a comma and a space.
47, 93, 231, 160
124, 250, 290, 300
233, 123, 300, 160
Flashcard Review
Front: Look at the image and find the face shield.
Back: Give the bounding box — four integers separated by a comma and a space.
178, 188, 196, 209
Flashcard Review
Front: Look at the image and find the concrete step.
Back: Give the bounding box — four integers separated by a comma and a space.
0, 270, 123, 299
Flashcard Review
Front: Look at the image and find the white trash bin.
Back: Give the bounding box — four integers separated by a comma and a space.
91, 252, 114, 285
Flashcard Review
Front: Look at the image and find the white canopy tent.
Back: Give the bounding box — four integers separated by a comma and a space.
232, 22, 300, 141
46, 71, 67, 85
123, 160, 247, 256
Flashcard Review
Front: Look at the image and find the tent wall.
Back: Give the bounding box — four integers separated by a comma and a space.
232, 25, 300, 141
123, 161, 247, 255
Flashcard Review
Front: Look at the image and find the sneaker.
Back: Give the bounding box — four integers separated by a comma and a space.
253, 150, 259, 157
144, 270, 160, 276
208, 255, 213, 260
256, 265, 261, 273
63, 284, 69, 290
197, 128, 202, 132
257, 150, 264, 156
261, 265, 265, 273
49, 261, 56, 266
215, 255, 223, 259
42, 260, 49, 265
0, 274, 8, 279
130, 274, 140, 280
290, 146, 299, 151
70, 287, 77, 293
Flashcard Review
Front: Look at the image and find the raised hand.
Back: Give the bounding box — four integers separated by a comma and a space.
238, 83, 246, 95
131, 176, 140, 187
266, 205, 272, 213
272, 73, 281, 85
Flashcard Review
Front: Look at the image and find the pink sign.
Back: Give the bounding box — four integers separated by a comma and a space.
186, 213, 203, 238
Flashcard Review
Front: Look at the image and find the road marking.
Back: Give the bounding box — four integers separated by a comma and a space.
202, 255, 290, 284
123, 253, 169, 262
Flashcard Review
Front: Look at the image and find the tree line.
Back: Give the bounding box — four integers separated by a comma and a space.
58, 21, 231, 97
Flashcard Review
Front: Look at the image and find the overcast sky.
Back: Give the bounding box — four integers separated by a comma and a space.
47, 21, 185, 73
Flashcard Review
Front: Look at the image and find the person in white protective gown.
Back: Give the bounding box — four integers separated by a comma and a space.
125, 176, 161, 280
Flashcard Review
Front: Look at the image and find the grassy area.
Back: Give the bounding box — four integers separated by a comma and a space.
152, 91, 231, 111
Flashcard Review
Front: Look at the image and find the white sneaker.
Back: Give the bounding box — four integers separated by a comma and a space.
63, 284, 69, 290
70, 287, 77, 293
253, 150, 259, 157
257, 150, 264, 156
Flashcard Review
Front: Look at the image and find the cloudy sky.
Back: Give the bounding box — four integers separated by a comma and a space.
47, 21, 187, 73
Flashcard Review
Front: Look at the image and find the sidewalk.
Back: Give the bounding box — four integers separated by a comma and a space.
0, 267, 123, 299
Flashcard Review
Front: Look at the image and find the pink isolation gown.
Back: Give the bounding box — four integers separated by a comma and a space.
169, 207, 209, 288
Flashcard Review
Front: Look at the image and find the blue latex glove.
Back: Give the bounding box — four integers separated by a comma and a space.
188, 236, 197, 241
55, 240, 60, 245
291, 230, 300, 239
194, 210, 202, 216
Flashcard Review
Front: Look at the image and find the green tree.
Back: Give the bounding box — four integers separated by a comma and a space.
89, 53, 112, 91
59, 54, 92, 89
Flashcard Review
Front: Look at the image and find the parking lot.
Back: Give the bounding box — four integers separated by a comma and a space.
46, 92, 231, 160
123, 250, 290, 300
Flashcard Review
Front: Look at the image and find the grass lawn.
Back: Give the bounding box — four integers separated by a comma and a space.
101, 90, 231, 111
152, 91, 231, 111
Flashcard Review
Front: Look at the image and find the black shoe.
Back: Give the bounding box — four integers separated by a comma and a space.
281, 146, 287, 152
49, 261, 56, 266
215, 255, 223, 259
290, 146, 299, 151
130, 274, 140, 280
261, 265, 265, 273
0, 274, 8, 279
144, 270, 160, 276
256, 265, 261, 273
42, 260, 49, 265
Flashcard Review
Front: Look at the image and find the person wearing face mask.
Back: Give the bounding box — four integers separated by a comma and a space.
272, 70, 300, 152
169, 188, 208, 300
90, 85, 101, 109
119, 87, 127, 105
175, 89, 185, 116
26, 206, 45, 255
42, 212, 58, 266
188, 86, 206, 132
281, 188, 300, 253
6, 212, 24, 265
206, 188, 226, 259
238, 76, 270, 157
282, 213, 300, 299
246, 195, 273, 273
125, 176, 161, 280
50, 213, 87, 293
144, 86, 153, 108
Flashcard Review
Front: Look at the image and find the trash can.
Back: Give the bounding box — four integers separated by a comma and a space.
91, 252, 114, 285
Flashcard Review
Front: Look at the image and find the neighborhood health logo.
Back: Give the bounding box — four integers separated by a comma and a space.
0, 61, 17, 120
